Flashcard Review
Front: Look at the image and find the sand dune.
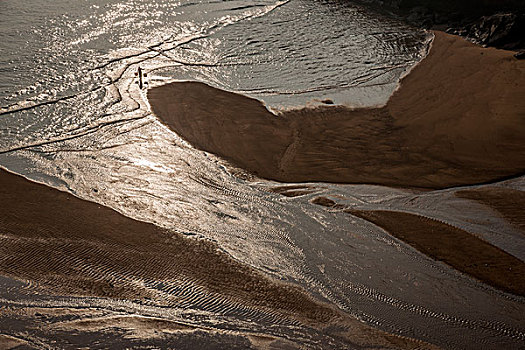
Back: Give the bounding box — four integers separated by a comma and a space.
148, 31, 525, 189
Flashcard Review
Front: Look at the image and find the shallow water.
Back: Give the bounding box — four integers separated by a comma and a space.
1, 0, 524, 349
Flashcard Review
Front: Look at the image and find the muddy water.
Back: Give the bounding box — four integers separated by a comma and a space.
1, 0, 524, 349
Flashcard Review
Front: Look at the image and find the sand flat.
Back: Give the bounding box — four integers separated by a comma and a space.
346, 209, 525, 296
302, 192, 525, 296
0, 168, 434, 349
148, 31, 525, 189
456, 187, 525, 233
0, 334, 27, 350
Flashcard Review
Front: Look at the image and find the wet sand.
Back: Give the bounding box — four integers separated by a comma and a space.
456, 187, 525, 233
3, 29, 524, 349
0, 169, 432, 349
0, 334, 26, 349
303, 193, 525, 296
347, 210, 525, 296
148, 31, 525, 189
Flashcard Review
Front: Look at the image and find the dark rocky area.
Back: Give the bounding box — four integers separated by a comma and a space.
352, 0, 525, 51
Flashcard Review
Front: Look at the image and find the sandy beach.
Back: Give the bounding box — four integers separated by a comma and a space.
269, 189, 525, 296
0, 168, 433, 349
148, 31, 525, 189
146, 30, 525, 297
2, 28, 524, 349
3, 0, 525, 346
347, 209, 525, 296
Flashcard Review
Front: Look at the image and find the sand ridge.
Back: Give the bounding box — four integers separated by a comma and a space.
148, 31, 525, 189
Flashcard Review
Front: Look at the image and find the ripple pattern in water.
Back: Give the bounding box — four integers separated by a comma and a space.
1, 0, 524, 349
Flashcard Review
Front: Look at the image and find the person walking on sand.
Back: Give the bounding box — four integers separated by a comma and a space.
135, 66, 148, 89
137, 66, 143, 89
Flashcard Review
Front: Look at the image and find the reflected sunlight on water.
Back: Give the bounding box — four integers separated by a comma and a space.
1, 1, 524, 349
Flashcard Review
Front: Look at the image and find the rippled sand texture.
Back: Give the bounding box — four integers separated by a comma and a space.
149, 31, 525, 189
456, 187, 525, 232
346, 210, 525, 296
0, 169, 434, 349
1, 0, 525, 348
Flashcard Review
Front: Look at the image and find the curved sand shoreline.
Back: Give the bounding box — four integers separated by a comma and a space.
0, 167, 434, 349
148, 31, 525, 189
